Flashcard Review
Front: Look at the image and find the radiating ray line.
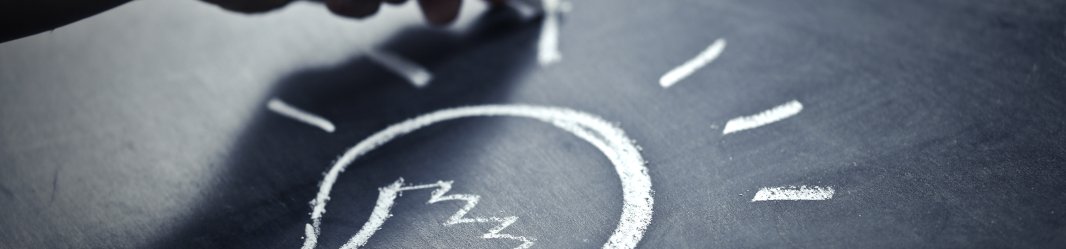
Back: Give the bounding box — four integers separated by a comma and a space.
367, 50, 432, 88
751, 186, 834, 201
267, 98, 335, 133
722, 100, 803, 135
659, 38, 727, 88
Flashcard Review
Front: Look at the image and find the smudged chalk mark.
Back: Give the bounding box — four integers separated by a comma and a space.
344, 178, 534, 249
722, 100, 803, 135
49, 166, 60, 206
302, 104, 653, 249
659, 38, 726, 88
751, 186, 834, 201
0, 183, 14, 200
367, 50, 432, 88
267, 98, 335, 133
537, 0, 564, 65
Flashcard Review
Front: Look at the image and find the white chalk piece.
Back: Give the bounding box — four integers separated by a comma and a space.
537, 0, 563, 65
301, 105, 653, 249
722, 100, 803, 135
751, 186, 834, 201
266, 98, 335, 133
343, 178, 534, 249
659, 38, 727, 88
558, 0, 573, 13
366, 50, 432, 88
504, 0, 542, 20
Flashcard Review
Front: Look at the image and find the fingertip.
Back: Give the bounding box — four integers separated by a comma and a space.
417, 0, 461, 25
204, 0, 293, 13
326, 0, 383, 18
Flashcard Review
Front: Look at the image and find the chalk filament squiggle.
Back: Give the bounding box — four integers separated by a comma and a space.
342, 178, 534, 249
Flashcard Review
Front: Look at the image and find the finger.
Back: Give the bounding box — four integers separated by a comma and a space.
203, 0, 293, 13
326, 0, 383, 18
416, 0, 461, 25
383, 0, 407, 5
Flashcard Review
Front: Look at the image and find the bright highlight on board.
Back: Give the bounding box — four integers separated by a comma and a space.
659, 38, 727, 88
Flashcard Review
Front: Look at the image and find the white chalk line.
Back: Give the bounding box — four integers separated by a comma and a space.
537, 0, 563, 65
367, 50, 432, 88
722, 100, 803, 135
344, 178, 534, 249
302, 104, 653, 249
751, 186, 834, 201
659, 38, 727, 88
267, 98, 335, 133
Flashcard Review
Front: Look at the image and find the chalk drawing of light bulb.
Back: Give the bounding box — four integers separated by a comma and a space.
299, 104, 654, 249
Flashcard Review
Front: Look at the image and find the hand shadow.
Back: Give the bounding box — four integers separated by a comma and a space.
154, 8, 543, 249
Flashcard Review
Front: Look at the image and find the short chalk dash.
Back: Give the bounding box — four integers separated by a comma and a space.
751, 186, 834, 202
722, 100, 803, 135
367, 50, 432, 88
659, 38, 727, 88
267, 98, 335, 133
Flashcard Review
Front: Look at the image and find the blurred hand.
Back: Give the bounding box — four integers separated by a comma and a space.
203, 0, 501, 25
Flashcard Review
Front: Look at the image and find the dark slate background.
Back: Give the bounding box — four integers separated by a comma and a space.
1, 0, 1065, 248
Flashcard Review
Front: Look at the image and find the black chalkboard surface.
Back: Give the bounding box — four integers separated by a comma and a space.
2, 0, 1065, 248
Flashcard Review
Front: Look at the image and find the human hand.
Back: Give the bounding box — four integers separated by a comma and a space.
202, 0, 503, 25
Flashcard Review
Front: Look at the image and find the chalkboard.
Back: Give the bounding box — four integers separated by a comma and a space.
2, 0, 1066, 248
